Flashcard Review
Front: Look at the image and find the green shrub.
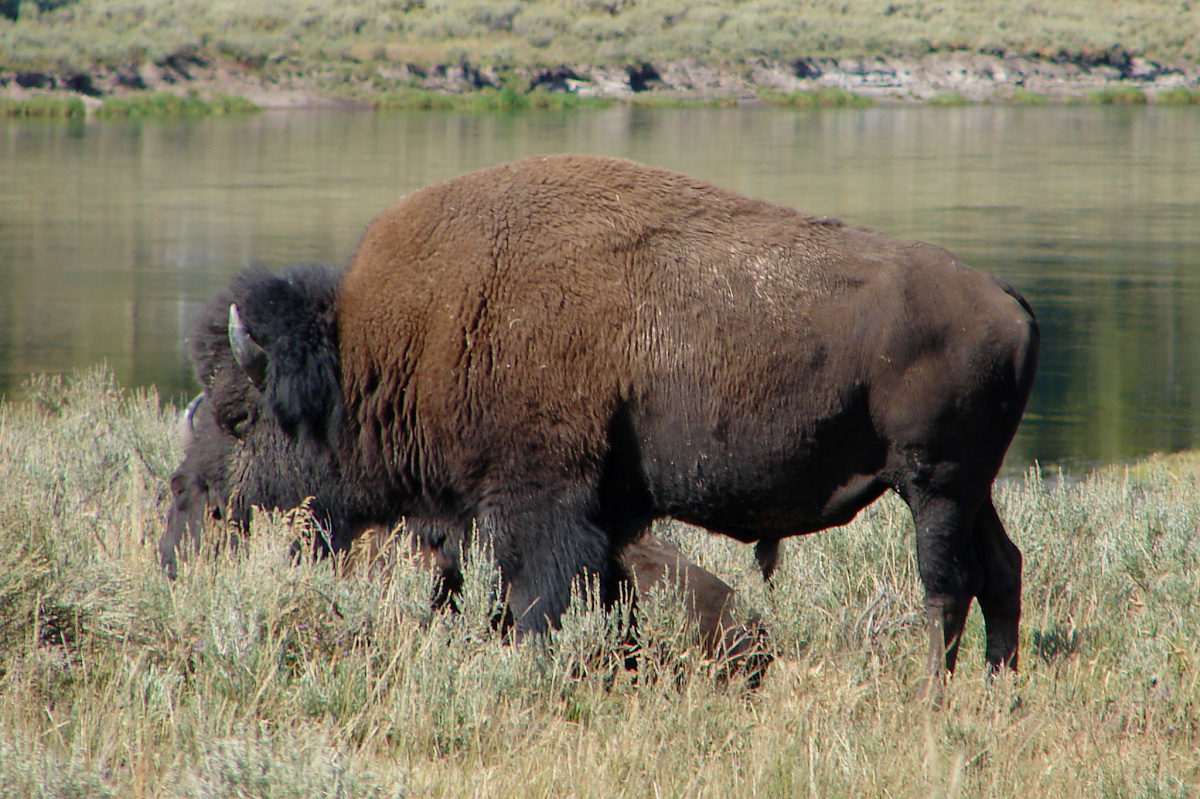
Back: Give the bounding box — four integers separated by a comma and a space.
761, 87, 874, 108
0, 94, 84, 117
6, 369, 1200, 794
1006, 88, 1050, 105
1088, 86, 1148, 104
513, 7, 573, 48
372, 88, 461, 110
96, 91, 258, 117
573, 13, 632, 42
468, 0, 520, 32
1155, 86, 1200, 105
629, 94, 737, 108
372, 86, 620, 111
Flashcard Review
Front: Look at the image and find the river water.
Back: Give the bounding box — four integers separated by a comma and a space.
2, 105, 1197, 472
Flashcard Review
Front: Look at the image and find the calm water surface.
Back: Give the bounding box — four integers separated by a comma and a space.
2, 105, 1198, 472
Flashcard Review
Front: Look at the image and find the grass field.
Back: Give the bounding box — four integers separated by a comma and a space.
2, 367, 1199, 796
3, 0, 1198, 78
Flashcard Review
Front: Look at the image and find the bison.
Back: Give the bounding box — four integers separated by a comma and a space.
169, 154, 1038, 675
163, 363, 772, 678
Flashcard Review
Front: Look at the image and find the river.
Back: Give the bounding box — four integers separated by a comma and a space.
2, 104, 1197, 472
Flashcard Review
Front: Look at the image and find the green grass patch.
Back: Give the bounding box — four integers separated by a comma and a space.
1005, 88, 1050, 105
96, 90, 258, 118
1108, 450, 1200, 483
372, 86, 615, 112
371, 88, 462, 111
759, 87, 873, 108
1155, 86, 1200, 105
0, 94, 85, 117
1088, 86, 1148, 105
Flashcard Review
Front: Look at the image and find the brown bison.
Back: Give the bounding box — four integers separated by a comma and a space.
172, 154, 1037, 675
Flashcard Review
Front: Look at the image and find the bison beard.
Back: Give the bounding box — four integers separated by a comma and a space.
167, 154, 1038, 677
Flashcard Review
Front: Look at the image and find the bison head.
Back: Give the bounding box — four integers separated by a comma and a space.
161, 263, 368, 575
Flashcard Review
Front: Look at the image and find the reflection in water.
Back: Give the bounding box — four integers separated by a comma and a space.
1, 106, 1197, 471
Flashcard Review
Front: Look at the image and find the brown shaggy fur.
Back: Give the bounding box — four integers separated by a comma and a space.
328, 155, 1037, 672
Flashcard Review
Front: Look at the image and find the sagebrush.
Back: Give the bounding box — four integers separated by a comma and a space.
1, 367, 1198, 796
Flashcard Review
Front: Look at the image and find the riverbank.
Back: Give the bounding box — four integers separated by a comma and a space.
4, 50, 1200, 115
5, 0, 1199, 113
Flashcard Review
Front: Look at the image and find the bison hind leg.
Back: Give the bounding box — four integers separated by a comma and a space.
904, 490, 985, 676
972, 498, 1021, 671
905, 488, 1022, 677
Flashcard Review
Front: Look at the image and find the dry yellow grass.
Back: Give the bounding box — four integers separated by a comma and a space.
2, 367, 1198, 796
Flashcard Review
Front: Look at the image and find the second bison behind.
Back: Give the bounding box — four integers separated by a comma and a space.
190, 154, 1038, 674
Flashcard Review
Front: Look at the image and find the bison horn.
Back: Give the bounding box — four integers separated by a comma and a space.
228, 304, 268, 388
179, 393, 205, 449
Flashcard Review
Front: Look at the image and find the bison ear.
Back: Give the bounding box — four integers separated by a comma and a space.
228, 304, 269, 388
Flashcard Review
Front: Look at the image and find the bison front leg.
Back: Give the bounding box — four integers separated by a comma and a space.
476, 486, 620, 635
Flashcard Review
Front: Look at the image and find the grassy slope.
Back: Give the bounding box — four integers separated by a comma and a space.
2, 368, 1199, 796
1, 0, 1197, 77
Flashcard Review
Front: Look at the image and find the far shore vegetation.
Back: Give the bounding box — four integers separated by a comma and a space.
0, 89, 260, 117
3, 0, 1198, 76
5, 82, 1200, 119
2, 0, 1200, 117
2, 367, 1199, 795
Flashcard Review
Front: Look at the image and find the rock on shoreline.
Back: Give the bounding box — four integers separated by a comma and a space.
4, 51, 1199, 109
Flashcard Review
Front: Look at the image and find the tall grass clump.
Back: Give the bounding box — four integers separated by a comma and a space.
760, 87, 874, 108
2, 367, 1200, 795
1155, 86, 1200, 105
1088, 86, 1149, 105
0, 94, 84, 117
1004, 89, 1050, 105
627, 94, 738, 108
96, 91, 258, 118
369, 86, 620, 111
